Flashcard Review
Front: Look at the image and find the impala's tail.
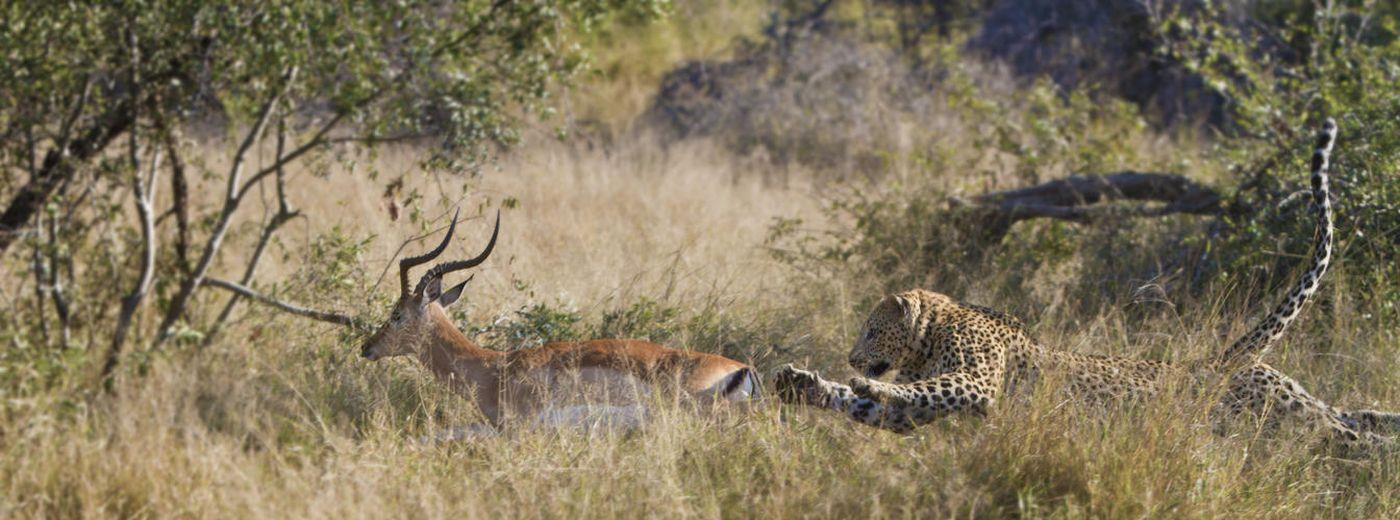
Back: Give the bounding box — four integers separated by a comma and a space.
1216, 119, 1337, 368
722, 367, 761, 401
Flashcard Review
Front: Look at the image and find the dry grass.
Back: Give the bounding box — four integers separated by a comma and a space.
2, 129, 1397, 518
2, 4, 1399, 515
199, 135, 823, 327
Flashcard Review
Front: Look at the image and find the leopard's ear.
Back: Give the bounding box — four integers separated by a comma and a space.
893, 292, 922, 329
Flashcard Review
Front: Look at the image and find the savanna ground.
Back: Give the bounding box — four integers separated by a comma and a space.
3, 1, 1399, 517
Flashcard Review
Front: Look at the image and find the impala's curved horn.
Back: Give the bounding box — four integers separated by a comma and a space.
414, 210, 500, 298
399, 209, 460, 298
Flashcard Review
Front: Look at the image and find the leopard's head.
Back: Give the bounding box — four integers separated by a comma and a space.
848, 291, 924, 379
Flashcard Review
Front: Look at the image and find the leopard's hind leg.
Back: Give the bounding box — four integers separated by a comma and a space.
1214, 363, 1389, 446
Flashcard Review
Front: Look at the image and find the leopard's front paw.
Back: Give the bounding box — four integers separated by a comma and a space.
773, 364, 826, 405
845, 378, 868, 398
849, 376, 881, 401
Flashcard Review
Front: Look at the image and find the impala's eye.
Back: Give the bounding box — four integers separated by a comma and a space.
391, 310, 403, 323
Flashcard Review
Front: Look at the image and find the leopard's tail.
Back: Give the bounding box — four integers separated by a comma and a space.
1215, 119, 1337, 369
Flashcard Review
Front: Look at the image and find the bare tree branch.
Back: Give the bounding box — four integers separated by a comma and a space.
233, 110, 345, 202
153, 110, 192, 273
47, 210, 71, 348
153, 65, 298, 345
147, 5, 519, 345
203, 278, 367, 330
322, 133, 429, 146
205, 120, 303, 346
103, 26, 161, 386
30, 208, 72, 349
29, 219, 49, 345
105, 150, 161, 365
53, 74, 97, 160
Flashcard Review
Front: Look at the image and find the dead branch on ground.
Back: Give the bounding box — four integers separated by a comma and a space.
954, 171, 1225, 242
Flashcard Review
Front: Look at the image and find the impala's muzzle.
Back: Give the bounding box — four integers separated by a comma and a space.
360, 335, 383, 360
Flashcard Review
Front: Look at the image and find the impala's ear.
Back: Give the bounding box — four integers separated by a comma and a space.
420, 277, 443, 306
438, 276, 472, 308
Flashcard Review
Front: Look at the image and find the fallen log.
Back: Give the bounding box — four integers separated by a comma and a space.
954, 171, 1224, 241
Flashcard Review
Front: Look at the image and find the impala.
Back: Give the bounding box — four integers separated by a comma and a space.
360, 211, 759, 428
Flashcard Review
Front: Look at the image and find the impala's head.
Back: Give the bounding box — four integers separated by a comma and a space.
848, 292, 923, 378
360, 210, 499, 361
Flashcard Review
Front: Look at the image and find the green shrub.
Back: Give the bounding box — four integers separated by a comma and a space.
471, 302, 587, 350
595, 297, 683, 343
1161, 1, 1400, 319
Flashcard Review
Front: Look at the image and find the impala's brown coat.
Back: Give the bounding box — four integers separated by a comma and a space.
400, 304, 754, 426
362, 212, 755, 427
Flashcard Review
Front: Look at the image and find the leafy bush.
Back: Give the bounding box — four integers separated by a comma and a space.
1161, 1, 1400, 318
596, 297, 683, 343
471, 302, 587, 350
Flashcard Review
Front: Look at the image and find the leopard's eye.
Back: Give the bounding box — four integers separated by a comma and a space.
864, 328, 877, 341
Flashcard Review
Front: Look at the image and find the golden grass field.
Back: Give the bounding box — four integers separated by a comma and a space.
3, 2, 1399, 518
1, 129, 1396, 518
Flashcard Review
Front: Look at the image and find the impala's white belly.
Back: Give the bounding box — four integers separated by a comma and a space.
493, 367, 653, 430
534, 404, 650, 429
498, 363, 753, 427
505, 367, 653, 414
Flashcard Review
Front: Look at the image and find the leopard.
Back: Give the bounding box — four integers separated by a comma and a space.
774, 119, 1399, 446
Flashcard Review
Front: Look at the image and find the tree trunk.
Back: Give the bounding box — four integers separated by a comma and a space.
0, 105, 131, 255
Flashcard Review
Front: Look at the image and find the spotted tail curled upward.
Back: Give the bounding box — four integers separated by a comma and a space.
1215, 119, 1337, 368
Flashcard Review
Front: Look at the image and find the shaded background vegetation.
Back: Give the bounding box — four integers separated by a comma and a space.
1, 0, 1398, 517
